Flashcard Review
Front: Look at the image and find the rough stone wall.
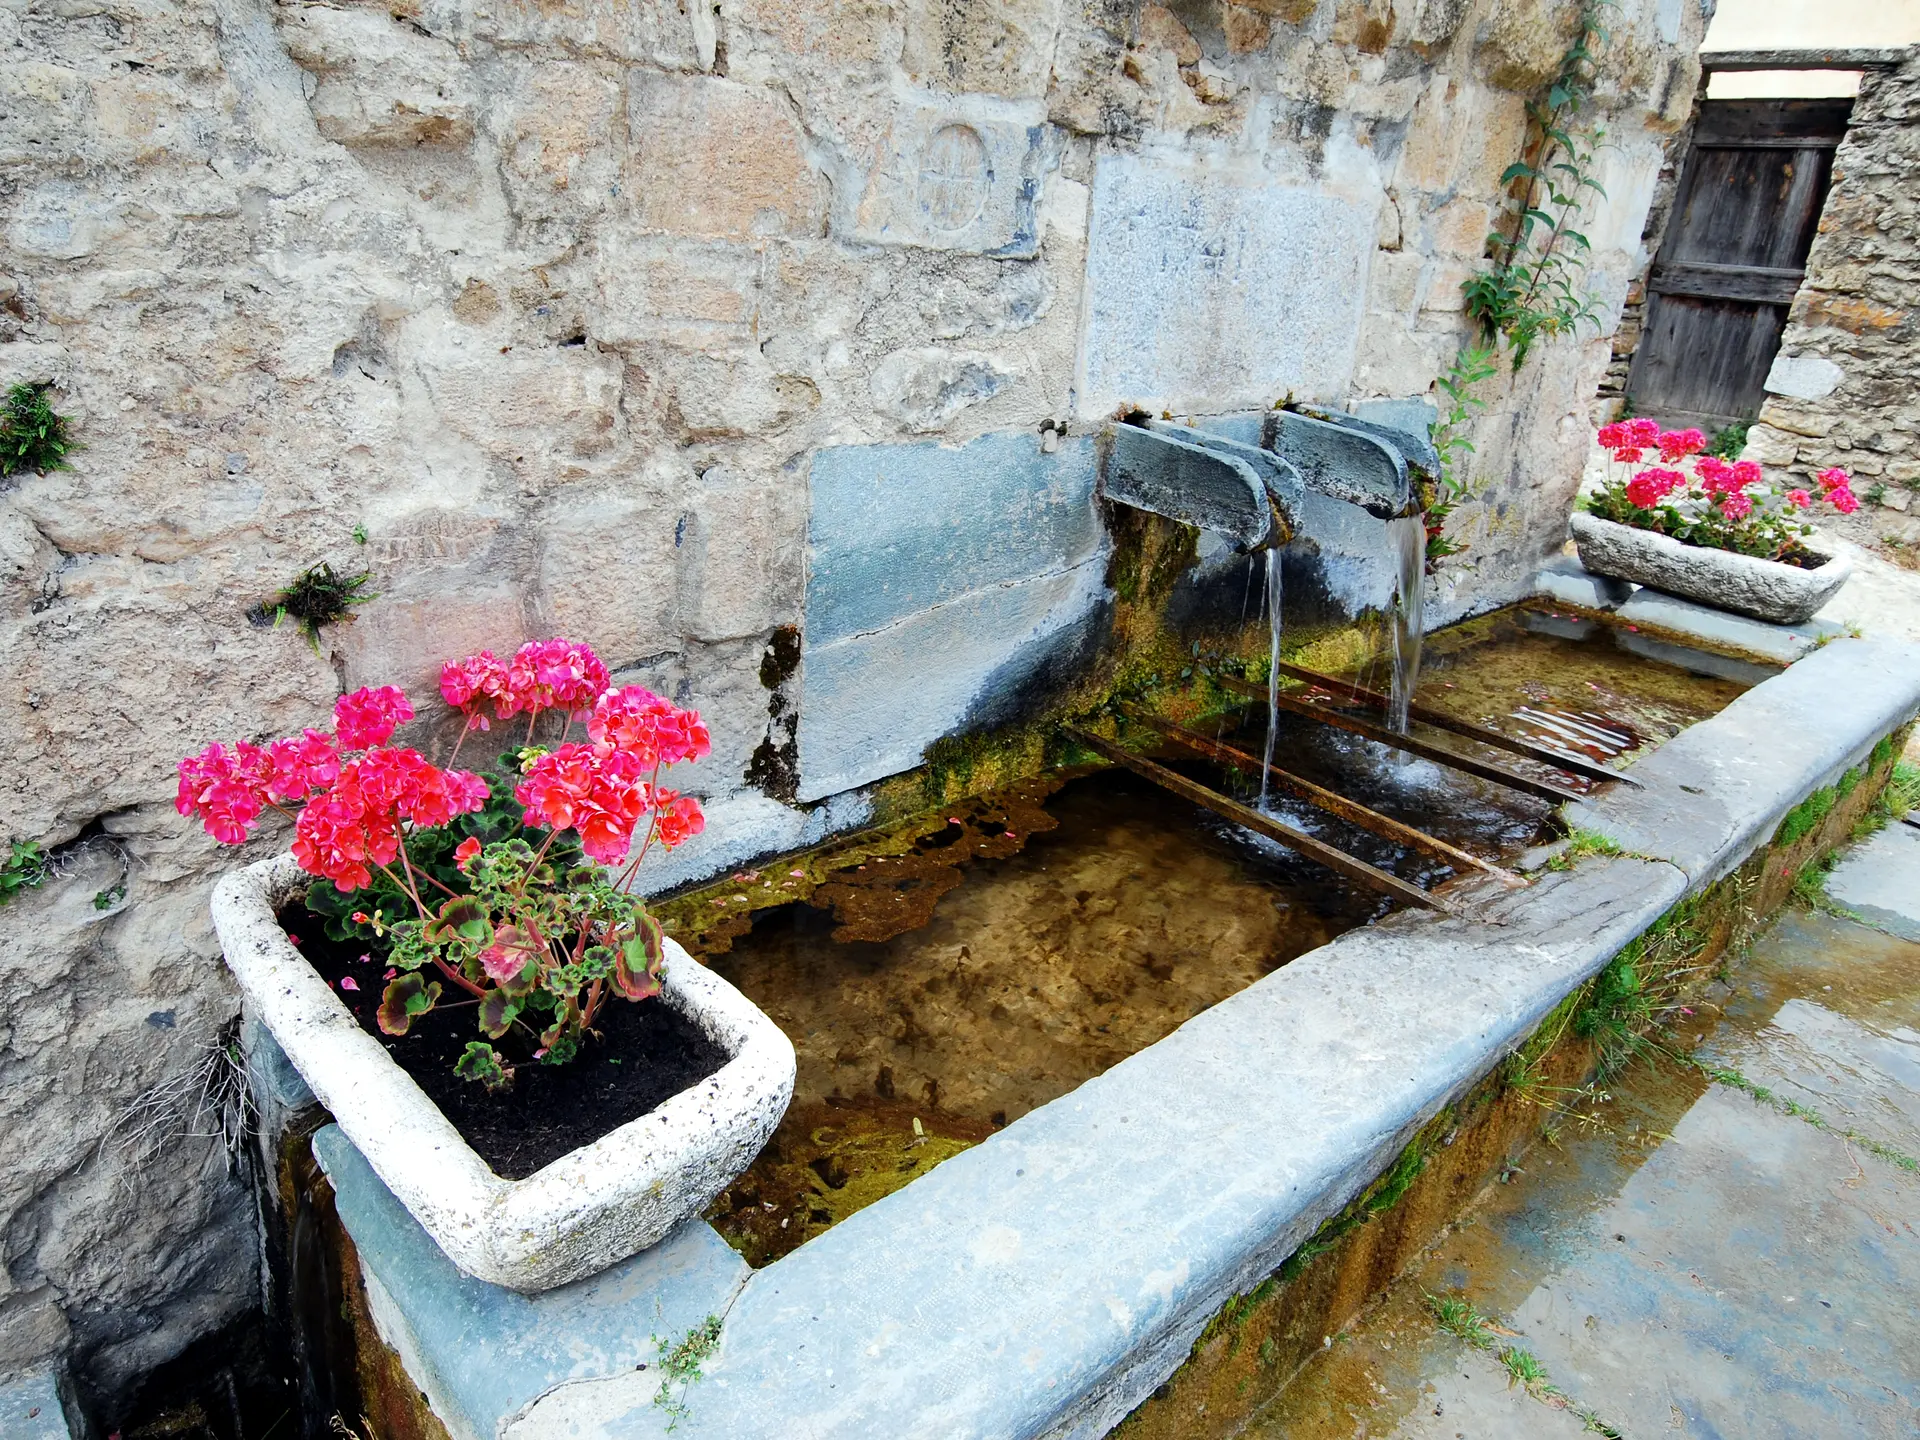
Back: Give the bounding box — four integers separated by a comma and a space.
0, 0, 1705, 1410
1743, 52, 1920, 549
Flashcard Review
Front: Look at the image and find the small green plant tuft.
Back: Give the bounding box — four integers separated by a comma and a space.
1545, 828, 1624, 872
1500, 1346, 1556, 1395
652, 1314, 725, 1429
0, 382, 78, 479
258, 563, 376, 647
1704, 420, 1750, 460
1426, 1292, 1496, 1346
93, 881, 127, 911
1, 839, 50, 907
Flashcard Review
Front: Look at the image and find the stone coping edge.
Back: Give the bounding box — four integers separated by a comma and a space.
214, 853, 795, 1291
319, 637, 1920, 1439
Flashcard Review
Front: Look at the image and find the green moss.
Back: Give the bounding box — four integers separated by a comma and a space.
1775, 783, 1838, 848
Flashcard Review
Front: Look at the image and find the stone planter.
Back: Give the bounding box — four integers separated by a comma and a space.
212, 853, 794, 1293
1569, 511, 1852, 626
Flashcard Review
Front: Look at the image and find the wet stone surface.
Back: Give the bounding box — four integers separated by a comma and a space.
1236, 900, 1920, 1439
704, 770, 1385, 1265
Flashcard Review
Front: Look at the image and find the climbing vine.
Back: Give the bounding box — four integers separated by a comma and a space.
1428, 1, 1614, 565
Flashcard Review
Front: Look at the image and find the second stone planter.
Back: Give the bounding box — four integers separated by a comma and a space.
212, 852, 795, 1293
1569, 511, 1852, 626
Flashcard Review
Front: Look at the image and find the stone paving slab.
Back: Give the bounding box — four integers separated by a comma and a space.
1826, 820, 1920, 941
0, 1374, 74, 1440
1240, 905, 1920, 1440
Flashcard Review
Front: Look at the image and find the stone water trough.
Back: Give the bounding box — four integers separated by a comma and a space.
237, 412, 1920, 1440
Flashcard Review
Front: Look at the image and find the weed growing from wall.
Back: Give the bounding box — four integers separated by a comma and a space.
254, 563, 376, 648
0, 382, 77, 479
0, 839, 50, 907
1429, 2, 1614, 564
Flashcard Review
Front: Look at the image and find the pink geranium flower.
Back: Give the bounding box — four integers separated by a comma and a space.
334, 686, 414, 749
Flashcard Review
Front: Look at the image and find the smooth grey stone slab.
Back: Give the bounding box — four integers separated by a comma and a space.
805, 431, 1102, 648
1825, 823, 1920, 942
1102, 423, 1273, 550
1077, 151, 1374, 416
797, 554, 1108, 801
1532, 554, 1633, 612
1614, 588, 1841, 666
313, 1125, 749, 1440
1566, 637, 1920, 887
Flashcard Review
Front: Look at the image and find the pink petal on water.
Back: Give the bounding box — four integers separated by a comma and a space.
357, 952, 373, 964
340, 977, 360, 991
384, 968, 397, 979
789, 869, 806, 878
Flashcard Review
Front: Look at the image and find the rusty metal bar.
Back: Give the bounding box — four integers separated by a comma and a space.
1264, 660, 1642, 788
1217, 675, 1586, 805
1061, 727, 1449, 913
1126, 711, 1525, 890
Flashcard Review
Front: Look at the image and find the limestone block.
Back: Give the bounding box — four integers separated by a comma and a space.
1329, 0, 1397, 54
541, 483, 681, 658
672, 345, 818, 438
1411, 0, 1470, 44
1764, 353, 1845, 402
416, 340, 625, 463
592, 234, 764, 349
1429, 196, 1493, 258
278, 5, 474, 148
1476, 0, 1584, 93
901, 0, 1060, 100
1741, 424, 1800, 467
469, 0, 700, 68
627, 75, 823, 240
1078, 151, 1377, 415
1223, 6, 1272, 54
869, 346, 1015, 432
841, 95, 1056, 257
1367, 249, 1423, 315
497, 62, 622, 217
678, 465, 804, 643
727, 0, 900, 64
1236, 0, 1318, 19
0, 62, 86, 168
335, 578, 531, 694
1137, 6, 1201, 64
1758, 398, 1833, 441
88, 72, 196, 164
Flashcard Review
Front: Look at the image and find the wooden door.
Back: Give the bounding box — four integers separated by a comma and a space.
1626, 98, 1852, 431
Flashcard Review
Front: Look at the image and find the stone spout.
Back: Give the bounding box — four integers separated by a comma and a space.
1098, 422, 1297, 553
1266, 410, 1414, 519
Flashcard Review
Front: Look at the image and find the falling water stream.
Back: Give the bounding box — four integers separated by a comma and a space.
1385, 515, 1427, 735
1257, 546, 1284, 808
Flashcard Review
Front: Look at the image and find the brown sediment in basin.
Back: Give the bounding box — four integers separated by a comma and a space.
703, 770, 1383, 1263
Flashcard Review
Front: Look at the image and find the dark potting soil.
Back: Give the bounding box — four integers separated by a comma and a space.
280, 898, 729, 1180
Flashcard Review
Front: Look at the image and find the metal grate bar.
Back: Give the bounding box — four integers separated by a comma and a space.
1262, 660, 1642, 788
1217, 675, 1587, 805
1061, 727, 1450, 913
1128, 710, 1526, 890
